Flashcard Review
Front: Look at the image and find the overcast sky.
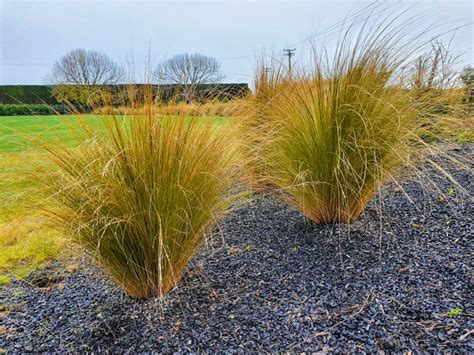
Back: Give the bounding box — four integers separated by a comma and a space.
1, 0, 472, 85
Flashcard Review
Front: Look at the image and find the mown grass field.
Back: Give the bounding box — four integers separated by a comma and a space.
0, 114, 230, 284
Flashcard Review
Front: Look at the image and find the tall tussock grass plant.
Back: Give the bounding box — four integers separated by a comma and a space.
238, 58, 287, 190
245, 17, 465, 224
44, 98, 236, 298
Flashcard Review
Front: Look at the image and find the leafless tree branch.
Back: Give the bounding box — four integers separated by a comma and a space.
48, 49, 124, 86
154, 53, 224, 86
408, 38, 461, 90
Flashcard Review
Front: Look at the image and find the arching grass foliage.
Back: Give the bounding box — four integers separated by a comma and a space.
45, 109, 236, 298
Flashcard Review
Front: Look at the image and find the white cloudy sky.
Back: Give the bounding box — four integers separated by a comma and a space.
1, 0, 472, 84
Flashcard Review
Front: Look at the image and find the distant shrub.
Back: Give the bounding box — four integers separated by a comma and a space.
158, 99, 247, 117
461, 66, 474, 104
52, 85, 112, 110
94, 99, 248, 118
0, 104, 69, 116
44, 106, 236, 298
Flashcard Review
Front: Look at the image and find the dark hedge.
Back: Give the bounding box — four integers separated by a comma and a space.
0, 84, 250, 105
0, 86, 59, 104
0, 104, 69, 116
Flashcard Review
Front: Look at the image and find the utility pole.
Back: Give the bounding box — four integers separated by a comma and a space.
263, 67, 271, 80
283, 48, 296, 75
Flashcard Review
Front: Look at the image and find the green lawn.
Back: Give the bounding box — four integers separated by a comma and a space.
0, 114, 230, 284
0, 115, 97, 152
0, 114, 230, 153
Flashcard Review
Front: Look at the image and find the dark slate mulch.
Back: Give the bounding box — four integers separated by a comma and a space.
1, 147, 473, 352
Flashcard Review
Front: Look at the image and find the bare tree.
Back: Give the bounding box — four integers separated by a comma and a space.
155, 52, 223, 86
48, 49, 123, 108
49, 49, 124, 86
408, 39, 460, 90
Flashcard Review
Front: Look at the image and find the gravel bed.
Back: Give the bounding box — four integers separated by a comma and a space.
1, 146, 473, 352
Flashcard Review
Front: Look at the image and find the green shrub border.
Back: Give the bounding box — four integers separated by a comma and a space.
0, 104, 69, 116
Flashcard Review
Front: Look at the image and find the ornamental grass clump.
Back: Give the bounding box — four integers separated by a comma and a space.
247, 17, 462, 224
45, 99, 236, 298
238, 59, 287, 189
